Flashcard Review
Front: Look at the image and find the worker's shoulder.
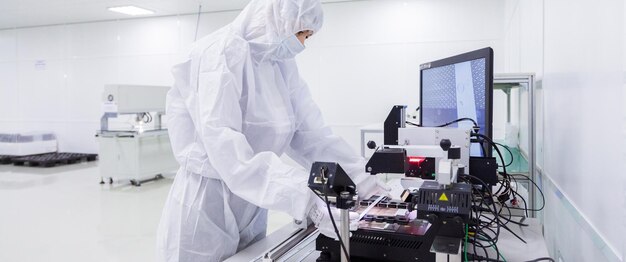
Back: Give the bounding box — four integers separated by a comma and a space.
193, 29, 249, 69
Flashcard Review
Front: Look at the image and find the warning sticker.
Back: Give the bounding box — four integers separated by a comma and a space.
439, 193, 449, 202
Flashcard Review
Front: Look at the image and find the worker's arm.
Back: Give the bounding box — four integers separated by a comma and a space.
281, 61, 385, 199
194, 41, 312, 221
166, 60, 211, 174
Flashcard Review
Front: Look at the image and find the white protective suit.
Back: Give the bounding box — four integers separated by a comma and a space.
156, 0, 385, 261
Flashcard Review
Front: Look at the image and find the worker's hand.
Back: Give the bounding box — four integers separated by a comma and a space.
308, 195, 359, 239
354, 174, 392, 200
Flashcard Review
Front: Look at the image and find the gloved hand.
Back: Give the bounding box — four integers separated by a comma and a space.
307, 193, 359, 239
352, 173, 392, 200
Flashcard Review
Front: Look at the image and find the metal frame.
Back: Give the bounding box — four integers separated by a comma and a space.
99, 112, 164, 133
493, 73, 536, 217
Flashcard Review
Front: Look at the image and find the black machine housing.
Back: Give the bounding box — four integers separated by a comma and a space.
365, 148, 407, 175
468, 156, 499, 186
308, 162, 356, 199
315, 226, 437, 262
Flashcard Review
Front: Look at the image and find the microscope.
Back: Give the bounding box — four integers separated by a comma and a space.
307, 105, 472, 262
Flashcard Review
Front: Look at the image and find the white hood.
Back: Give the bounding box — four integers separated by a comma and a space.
231, 0, 324, 62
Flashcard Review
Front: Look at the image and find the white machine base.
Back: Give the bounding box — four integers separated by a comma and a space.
98, 131, 177, 186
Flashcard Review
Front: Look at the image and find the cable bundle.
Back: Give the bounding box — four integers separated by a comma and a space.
457, 132, 548, 262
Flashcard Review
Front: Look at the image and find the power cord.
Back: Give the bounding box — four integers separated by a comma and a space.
460, 134, 549, 262
437, 117, 480, 131
471, 133, 546, 214
508, 173, 546, 212
525, 257, 556, 262
493, 142, 514, 167
406, 107, 421, 126
406, 121, 420, 126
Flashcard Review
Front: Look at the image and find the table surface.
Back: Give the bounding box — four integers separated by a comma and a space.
227, 177, 549, 261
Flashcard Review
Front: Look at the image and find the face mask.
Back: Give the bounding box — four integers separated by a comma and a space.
273, 34, 305, 60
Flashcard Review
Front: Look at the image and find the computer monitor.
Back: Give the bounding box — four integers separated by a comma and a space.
419, 47, 494, 157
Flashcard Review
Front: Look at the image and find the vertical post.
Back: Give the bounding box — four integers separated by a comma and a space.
360, 129, 365, 158
527, 75, 536, 218
100, 112, 117, 132
155, 112, 163, 130
340, 208, 350, 262
338, 191, 352, 262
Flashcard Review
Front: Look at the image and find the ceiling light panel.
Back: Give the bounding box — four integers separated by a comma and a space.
108, 6, 155, 16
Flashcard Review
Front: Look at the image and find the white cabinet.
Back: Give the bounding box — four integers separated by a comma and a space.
98, 130, 177, 186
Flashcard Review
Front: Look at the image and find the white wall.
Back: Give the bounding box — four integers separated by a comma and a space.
0, 13, 238, 153
0, 0, 506, 154
298, 0, 507, 150
504, 0, 625, 261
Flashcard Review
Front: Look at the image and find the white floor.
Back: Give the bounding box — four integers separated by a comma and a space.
0, 162, 292, 262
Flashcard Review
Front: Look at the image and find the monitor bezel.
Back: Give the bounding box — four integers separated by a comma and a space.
419, 47, 494, 157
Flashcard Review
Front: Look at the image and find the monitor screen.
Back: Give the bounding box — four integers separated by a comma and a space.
419, 48, 493, 156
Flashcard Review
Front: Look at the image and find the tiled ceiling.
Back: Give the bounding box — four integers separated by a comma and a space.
0, 0, 355, 30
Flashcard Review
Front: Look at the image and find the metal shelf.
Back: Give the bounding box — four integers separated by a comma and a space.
494, 73, 537, 217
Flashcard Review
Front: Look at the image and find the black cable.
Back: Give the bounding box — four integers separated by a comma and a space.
461, 136, 543, 261
474, 186, 529, 244
406, 121, 420, 127
497, 205, 529, 226
467, 253, 504, 262
459, 174, 497, 226
320, 173, 351, 262
471, 133, 546, 216
493, 142, 514, 167
460, 175, 504, 254
497, 221, 527, 244
507, 173, 546, 212
405, 107, 421, 126
497, 200, 513, 227
436, 117, 479, 129
507, 174, 529, 217
142, 112, 153, 123
472, 133, 508, 177
471, 133, 517, 214
493, 174, 511, 197
525, 257, 555, 262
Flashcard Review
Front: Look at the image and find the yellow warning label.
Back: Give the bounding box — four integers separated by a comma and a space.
439, 193, 449, 202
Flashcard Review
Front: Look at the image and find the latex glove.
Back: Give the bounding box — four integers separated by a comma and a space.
352, 173, 392, 200
307, 194, 359, 239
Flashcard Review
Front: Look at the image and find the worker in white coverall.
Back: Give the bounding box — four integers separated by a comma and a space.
156, 0, 389, 261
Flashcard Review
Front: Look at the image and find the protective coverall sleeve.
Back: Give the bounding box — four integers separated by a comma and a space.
285, 76, 375, 195
194, 44, 311, 221
166, 61, 200, 168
